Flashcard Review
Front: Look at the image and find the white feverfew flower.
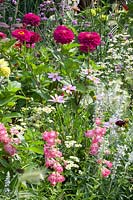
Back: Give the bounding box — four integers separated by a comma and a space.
69, 156, 80, 162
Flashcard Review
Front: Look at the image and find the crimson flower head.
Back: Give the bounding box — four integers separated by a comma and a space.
0, 32, 7, 39
28, 31, 42, 44
22, 13, 41, 26
12, 29, 31, 42
78, 32, 101, 52
12, 29, 41, 45
53, 25, 75, 44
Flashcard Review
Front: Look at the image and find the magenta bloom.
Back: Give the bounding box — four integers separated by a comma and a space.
0, 32, 7, 39
22, 13, 41, 26
12, 29, 41, 46
53, 25, 75, 44
62, 84, 76, 94
78, 32, 101, 52
48, 73, 62, 81
12, 29, 31, 42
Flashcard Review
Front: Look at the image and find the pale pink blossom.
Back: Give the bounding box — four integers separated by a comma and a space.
62, 84, 76, 94
49, 94, 65, 103
101, 167, 111, 177
95, 127, 106, 136
95, 118, 102, 125
53, 162, 64, 173
85, 130, 95, 138
48, 172, 65, 186
10, 127, 19, 135
48, 73, 62, 81
90, 143, 99, 155
104, 160, 113, 168
45, 158, 56, 168
4, 143, 17, 156
87, 75, 100, 84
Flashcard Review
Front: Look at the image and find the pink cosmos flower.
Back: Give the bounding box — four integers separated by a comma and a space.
62, 84, 76, 94
22, 13, 41, 26
0, 32, 7, 39
78, 32, 101, 52
53, 25, 75, 44
48, 73, 62, 81
101, 167, 111, 177
49, 94, 65, 103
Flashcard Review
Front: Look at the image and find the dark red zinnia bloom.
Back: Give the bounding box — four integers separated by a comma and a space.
22, 13, 41, 26
78, 32, 101, 52
53, 25, 75, 44
28, 31, 42, 44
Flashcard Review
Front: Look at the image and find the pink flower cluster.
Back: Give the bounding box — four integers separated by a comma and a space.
0, 32, 7, 39
42, 131, 65, 186
85, 118, 113, 178
22, 13, 41, 27
78, 32, 101, 53
0, 123, 21, 156
12, 29, 41, 48
85, 120, 106, 156
97, 159, 112, 177
53, 25, 75, 44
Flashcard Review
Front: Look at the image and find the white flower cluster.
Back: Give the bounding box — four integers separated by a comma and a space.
65, 156, 80, 170
64, 140, 82, 148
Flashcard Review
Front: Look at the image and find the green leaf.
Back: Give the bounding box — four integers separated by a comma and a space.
3, 112, 22, 119
28, 146, 44, 155
7, 81, 21, 93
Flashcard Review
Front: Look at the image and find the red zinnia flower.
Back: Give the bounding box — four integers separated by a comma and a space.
22, 13, 41, 26
53, 25, 75, 44
28, 31, 42, 44
78, 32, 101, 52
0, 32, 7, 39
12, 29, 31, 42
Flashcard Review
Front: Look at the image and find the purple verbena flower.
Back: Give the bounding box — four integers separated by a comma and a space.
48, 73, 62, 81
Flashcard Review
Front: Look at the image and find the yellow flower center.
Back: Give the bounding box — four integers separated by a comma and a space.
18, 31, 25, 35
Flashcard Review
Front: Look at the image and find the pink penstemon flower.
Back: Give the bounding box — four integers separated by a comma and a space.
49, 94, 65, 103
103, 160, 113, 168
62, 84, 76, 94
48, 72, 62, 81
101, 167, 111, 177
